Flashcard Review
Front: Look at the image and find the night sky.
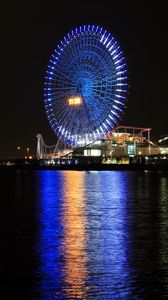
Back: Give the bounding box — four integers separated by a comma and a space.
1, 2, 168, 157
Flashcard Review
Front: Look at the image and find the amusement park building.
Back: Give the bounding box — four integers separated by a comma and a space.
36, 126, 161, 161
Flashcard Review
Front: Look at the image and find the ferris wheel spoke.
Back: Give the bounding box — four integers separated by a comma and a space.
53, 102, 68, 119
54, 71, 76, 85
91, 88, 116, 99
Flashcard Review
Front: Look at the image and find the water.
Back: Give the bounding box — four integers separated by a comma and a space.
0, 170, 168, 299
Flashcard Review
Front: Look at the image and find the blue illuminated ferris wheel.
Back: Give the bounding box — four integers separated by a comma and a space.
44, 25, 128, 146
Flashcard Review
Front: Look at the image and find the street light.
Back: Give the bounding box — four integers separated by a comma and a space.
17, 146, 21, 158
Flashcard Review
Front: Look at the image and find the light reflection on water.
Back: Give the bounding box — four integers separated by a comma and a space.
34, 171, 64, 299
33, 171, 135, 299
61, 171, 87, 299
1, 170, 167, 299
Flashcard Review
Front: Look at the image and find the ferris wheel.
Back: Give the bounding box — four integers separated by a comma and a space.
44, 25, 128, 146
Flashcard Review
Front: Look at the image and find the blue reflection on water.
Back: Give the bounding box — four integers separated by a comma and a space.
33, 171, 133, 299
84, 171, 132, 299
33, 171, 65, 299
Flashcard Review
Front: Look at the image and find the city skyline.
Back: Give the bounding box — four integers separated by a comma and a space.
1, 2, 168, 157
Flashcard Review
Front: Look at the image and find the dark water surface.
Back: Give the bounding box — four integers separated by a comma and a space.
0, 170, 168, 299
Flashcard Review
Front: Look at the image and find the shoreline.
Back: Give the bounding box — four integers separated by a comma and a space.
1, 163, 168, 171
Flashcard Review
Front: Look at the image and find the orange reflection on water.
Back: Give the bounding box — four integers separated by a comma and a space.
62, 171, 88, 299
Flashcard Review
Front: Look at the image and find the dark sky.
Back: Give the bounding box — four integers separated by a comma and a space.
1, 1, 168, 157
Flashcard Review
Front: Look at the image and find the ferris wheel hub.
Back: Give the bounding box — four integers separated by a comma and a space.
68, 97, 82, 106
